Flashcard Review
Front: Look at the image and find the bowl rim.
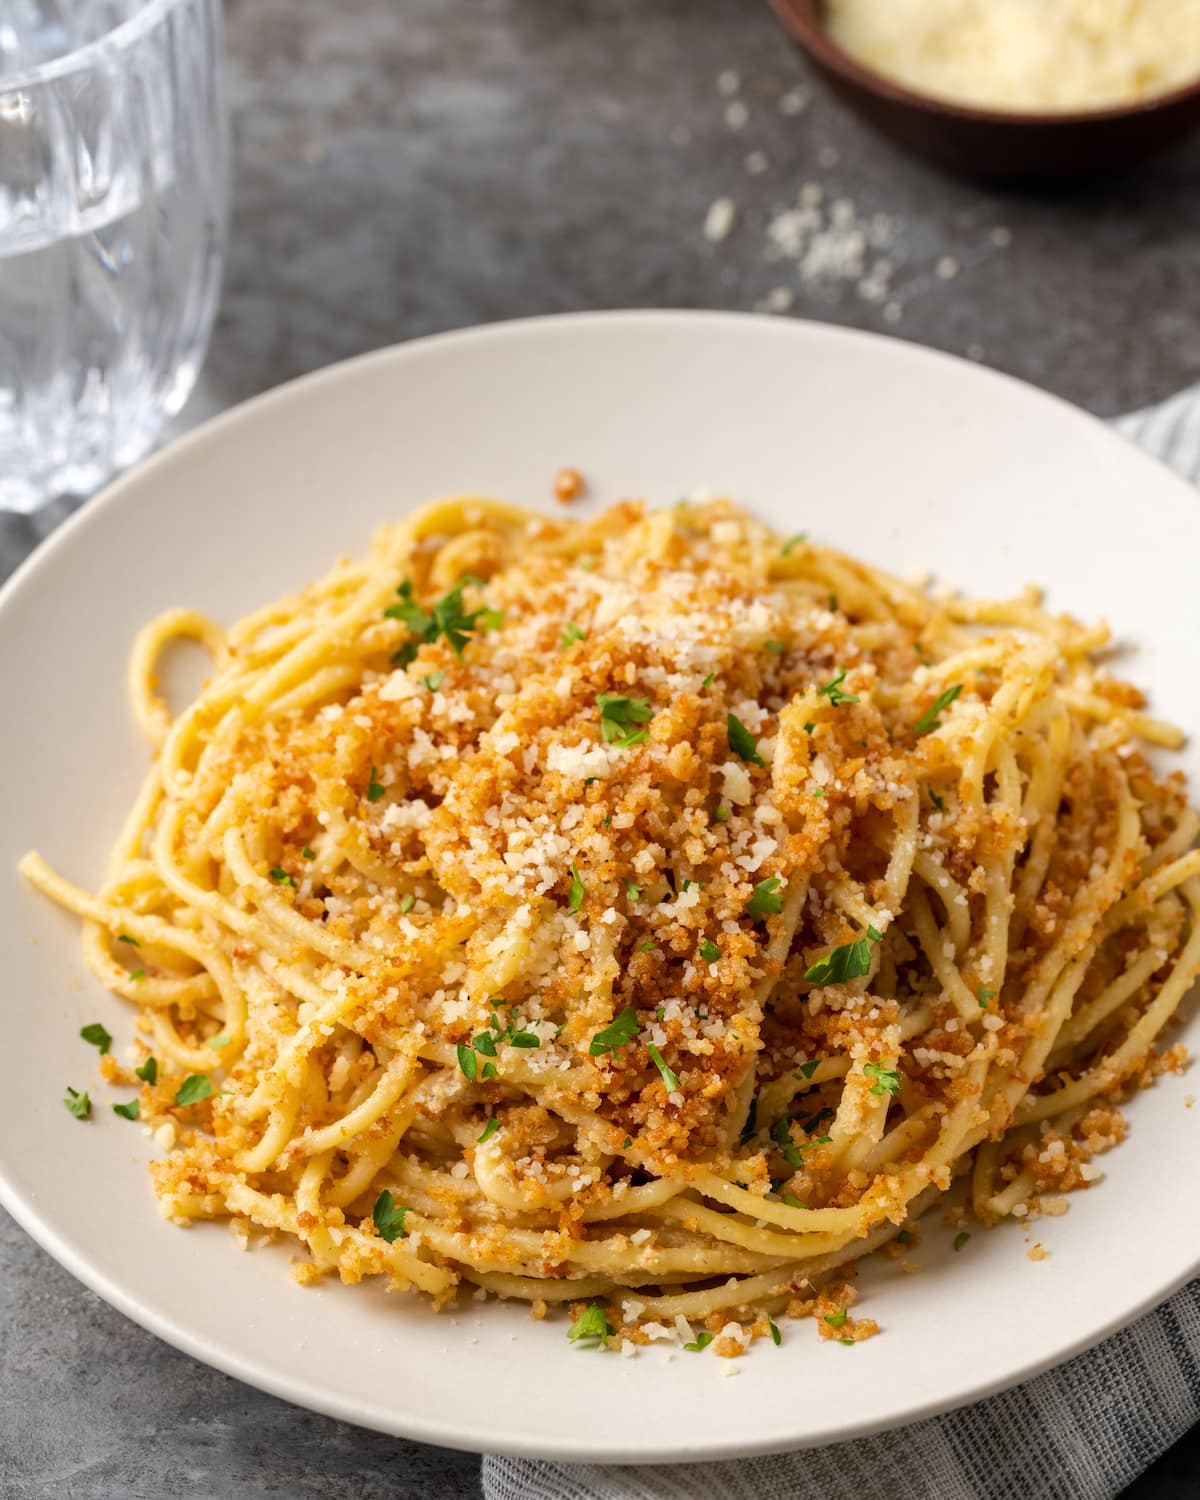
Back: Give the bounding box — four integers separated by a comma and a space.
770, 0, 1200, 127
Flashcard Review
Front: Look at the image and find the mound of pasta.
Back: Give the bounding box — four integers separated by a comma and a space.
24, 496, 1198, 1352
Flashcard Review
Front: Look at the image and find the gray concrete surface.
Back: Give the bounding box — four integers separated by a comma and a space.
3, 0, 1199, 1494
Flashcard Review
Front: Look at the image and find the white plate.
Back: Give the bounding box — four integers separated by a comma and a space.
2, 312, 1197, 1464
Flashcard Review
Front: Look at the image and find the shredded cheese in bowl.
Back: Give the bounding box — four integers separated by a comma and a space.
822, 0, 1200, 113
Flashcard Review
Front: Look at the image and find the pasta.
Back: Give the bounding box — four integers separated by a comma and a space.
22, 495, 1197, 1352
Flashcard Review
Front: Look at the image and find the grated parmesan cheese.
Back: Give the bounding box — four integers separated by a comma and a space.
824, 0, 1200, 112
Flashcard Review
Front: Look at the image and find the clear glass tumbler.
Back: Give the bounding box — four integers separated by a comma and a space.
0, 0, 228, 512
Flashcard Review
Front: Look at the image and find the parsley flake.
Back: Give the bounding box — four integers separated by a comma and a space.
929, 789, 945, 812
637, 939, 659, 952
385, 580, 491, 658
80, 1022, 112, 1055
804, 926, 882, 987
713, 804, 730, 824
477, 1117, 501, 1144
399, 893, 416, 914
64, 1086, 90, 1120
268, 866, 295, 887
780, 533, 807, 556
567, 1303, 613, 1347
366, 767, 386, 802
135, 1056, 157, 1085
117, 933, 139, 947
623, 879, 641, 901
589, 1007, 638, 1059
302, 846, 316, 860
420, 671, 444, 692
764, 640, 784, 655
727, 712, 764, 767
896, 1229, 916, 1246
174, 1074, 213, 1107
568, 863, 585, 912
780, 1192, 806, 1209
129, 969, 146, 981
112, 1098, 140, 1121
561, 622, 587, 649
699, 939, 721, 962
701, 672, 715, 688
373, 1189, 410, 1243
646, 1043, 679, 1094
684, 1330, 715, 1352
914, 683, 963, 736
953, 1231, 971, 1252
978, 987, 996, 1008
596, 693, 654, 747
795, 1059, 820, 1080
768, 1318, 783, 1345
457, 1043, 478, 1082
863, 1061, 901, 1096
817, 666, 859, 706
746, 877, 784, 919
824, 1309, 848, 1328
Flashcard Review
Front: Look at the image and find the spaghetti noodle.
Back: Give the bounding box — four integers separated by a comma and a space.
21, 496, 1197, 1350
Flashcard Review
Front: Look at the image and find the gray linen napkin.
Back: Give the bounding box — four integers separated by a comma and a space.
482, 385, 1200, 1500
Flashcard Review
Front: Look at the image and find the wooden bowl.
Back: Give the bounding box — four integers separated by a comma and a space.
770, 0, 1200, 179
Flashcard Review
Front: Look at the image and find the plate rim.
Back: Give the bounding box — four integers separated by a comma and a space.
2, 308, 1197, 1463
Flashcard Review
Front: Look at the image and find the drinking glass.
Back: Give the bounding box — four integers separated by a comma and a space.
0, 0, 228, 512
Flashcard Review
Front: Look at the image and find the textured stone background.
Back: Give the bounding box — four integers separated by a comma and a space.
3, 1, 1199, 1494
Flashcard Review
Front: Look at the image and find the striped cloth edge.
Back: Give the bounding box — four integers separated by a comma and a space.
483, 383, 1200, 1500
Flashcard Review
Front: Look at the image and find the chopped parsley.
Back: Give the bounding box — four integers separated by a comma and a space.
700, 672, 715, 688
745, 876, 784, 919
208, 1035, 228, 1051
472, 1032, 498, 1057
839, 1337, 856, 1346
457, 1043, 478, 1082
953, 1231, 971, 1252
399, 893, 416, 914
373, 1189, 410, 1243
914, 640, 930, 665
699, 938, 721, 962
302, 846, 316, 860
560, 622, 587, 649
589, 1007, 638, 1059
770, 1116, 804, 1167
64, 1086, 90, 1120
366, 767, 386, 802
768, 1318, 782, 1345
804, 721, 815, 734
816, 666, 859, 706
117, 933, 139, 947
829, 593, 839, 612
824, 1309, 848, 1328
622, 1136, 632, 1149
712, 804, 730, 824
929, 789, 945, 812
112, 1098, 140, 1121
420, 671, 444, 692
726, 712, 764, 767
804, 926, 882, 986
646, 1043, 678, 1094
795, 1059, 820, 1080
568, 863, 585, 912
978, 987, 996, 1007
914, 683, 963, 736
764, 640, 784, 655
896, 1229, 916, 1246
863, 1061, 901, 1096
384, 579, 491, 658
780, 532, 807, 556
637, 939, 659, 952
566, 1303, 613, 1346
684, 1330, 714, 1352
596, 693, 654, 747
134, 1056, 157, 1085
623, 879, 641, 901
477, 1117, 500, 1144
129, 969, 146, 981
80, 1022, 112, 1055
811, 785, 825, 799
268, 866, 295, 887
174, 1074, 213, 1107
780, 1192, 806, 1209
